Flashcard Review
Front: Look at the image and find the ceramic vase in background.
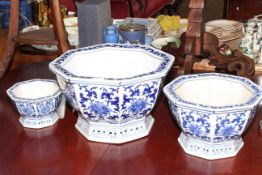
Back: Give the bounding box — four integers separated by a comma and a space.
103, 26, 119, 43
240, 15, 262, 63
119, 20, 146, 44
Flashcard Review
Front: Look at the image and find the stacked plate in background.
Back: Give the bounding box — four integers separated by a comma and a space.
205, 19, 244, 49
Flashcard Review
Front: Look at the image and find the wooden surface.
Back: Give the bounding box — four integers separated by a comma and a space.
227, 0, 262, 21
1, 61, 262, 174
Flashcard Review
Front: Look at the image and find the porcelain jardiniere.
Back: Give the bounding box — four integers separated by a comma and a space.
164, 73, 262, 160
6, 79, 65, 129
49, 43, 174, 144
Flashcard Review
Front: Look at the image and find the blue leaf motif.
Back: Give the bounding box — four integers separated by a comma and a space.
80, 86, 98, 98
80, 92, 89, 107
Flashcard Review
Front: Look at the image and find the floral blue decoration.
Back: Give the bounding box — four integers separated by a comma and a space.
15, 96, 61, 117
169, 99, 252, 142
7, 79, 62, 117
76, 80, 161, 123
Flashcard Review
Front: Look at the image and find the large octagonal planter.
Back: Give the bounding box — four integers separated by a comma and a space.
49, 44, 174, 143
164, 73, 262, 160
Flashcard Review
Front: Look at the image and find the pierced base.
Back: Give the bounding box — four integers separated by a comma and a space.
19, 113, 59, 129
178, 132, 244, 160
75, 114, 154, 144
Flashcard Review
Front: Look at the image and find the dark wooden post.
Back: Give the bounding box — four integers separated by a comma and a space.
0, 0, 20, 79
183, 0, 204, 74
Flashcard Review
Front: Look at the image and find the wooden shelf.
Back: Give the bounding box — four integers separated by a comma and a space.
16, 27, 58, 45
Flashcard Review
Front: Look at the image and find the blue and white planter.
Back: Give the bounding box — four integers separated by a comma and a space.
6, 79, 65, 129
164, 73, 262, 160
49, 43, 174, 143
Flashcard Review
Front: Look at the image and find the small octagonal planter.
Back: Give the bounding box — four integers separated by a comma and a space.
49, 44, 174, 143
164, 73, 262, 160
6, 79, 65, 129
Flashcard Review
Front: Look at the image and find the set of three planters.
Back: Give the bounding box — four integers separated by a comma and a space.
103, 20, 153, 44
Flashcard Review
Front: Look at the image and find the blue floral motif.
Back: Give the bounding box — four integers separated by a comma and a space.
128, 99, 147, 114
15, 97, 60, 117
89, 101, 111, 116
180, 109, 211, 140
76, 79, 161, 123
220, 125, 235, 138
122, 81, 160, 119
188, 122, 203, 136
168, 102, 254, 142
214, 112, 247, 140
17, 103, 35, 116
37, 100, 54, 115
78, 85, 120, 121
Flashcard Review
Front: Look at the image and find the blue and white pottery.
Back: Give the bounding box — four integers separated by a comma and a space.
49, 43, 174, 143
6, 79, 65, 129
164, 73, 262, 160
103, 25, 119, 44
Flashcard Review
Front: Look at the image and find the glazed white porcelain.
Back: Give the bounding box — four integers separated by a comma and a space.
7, 79, 65, 129
49, 43, 174, 144
164, 73, 262, 160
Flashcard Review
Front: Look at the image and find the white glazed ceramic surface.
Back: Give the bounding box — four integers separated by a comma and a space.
164, 73, 262, 160
6, 79, 65, 129
63, 49, 161, 79
49, 43, 175, 143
